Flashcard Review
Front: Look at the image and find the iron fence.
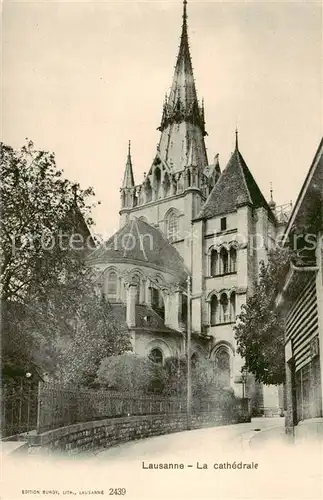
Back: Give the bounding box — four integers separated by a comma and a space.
1, 380, 249, 436
1, 378, 38, 438
37, 383, 189, 433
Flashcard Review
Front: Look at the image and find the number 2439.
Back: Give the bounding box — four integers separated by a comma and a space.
109, 488, 126, 495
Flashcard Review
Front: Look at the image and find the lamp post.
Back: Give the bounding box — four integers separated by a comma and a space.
25, 372, 32, 440
186, 275, 192, 430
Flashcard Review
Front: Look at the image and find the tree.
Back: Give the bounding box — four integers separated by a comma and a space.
96, 354, 156, 394
158, 355, 234, 402
234, 246, 292, 385
0, 140, 95, 302
1, 141, 131, 382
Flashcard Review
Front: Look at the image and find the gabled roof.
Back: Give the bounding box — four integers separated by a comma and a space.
87, 218, 188, 281
282, 137, 323, 245
197, 145, 275, 221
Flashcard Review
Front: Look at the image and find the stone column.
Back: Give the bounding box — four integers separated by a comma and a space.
164, 292, 172, 328
171, 289, 182, 330
146, 285, 152, 306
141, 279, 146, 304
126, 283, 137, 328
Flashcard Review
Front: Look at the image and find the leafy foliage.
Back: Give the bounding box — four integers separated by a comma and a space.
160, 356, 234, 401
96, 354, 235, 408
0, 140, 96, 302
234, 247, 291, 385
1, 141, 131, 383
96, 354, 157, 394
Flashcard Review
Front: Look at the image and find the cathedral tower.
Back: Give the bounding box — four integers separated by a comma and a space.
119, 1, 220, 267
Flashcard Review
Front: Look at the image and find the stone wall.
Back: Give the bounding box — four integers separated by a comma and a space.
30, 408, 250, 455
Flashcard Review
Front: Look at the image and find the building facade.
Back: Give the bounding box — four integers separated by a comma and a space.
88, 1, 288, 413
276, 138, 323, 442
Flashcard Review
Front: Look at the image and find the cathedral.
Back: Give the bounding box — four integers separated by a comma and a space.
88, 1, 287, 414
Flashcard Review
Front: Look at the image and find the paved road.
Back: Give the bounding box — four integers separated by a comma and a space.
90, 418, 322, 500
3, 419, 322, 500
94, 417, 285, 461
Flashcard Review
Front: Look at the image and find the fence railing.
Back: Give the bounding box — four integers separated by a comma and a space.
37, 383, 189, 433
1, 381, 249, 437
1, 379, 38, 438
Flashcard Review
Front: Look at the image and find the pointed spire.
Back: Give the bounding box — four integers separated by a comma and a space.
169, 0, 196, 110
122, 140, 135, 188
157, 0, 208, 171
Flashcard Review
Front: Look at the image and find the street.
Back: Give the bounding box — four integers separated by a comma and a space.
94, 417, 287, 460
89, 417, 322, 500
2, 418, 322, 500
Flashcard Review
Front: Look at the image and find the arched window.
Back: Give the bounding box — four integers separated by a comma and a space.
230, 292, 236, 322
181, 293, 188, 325
210, 249, 218, 276
166, 210, 178, 242
149, 348, 163, 365
145, 179, 152, 203
229, 247, 237, 273
220, 293, 229, 323
151, 287, 165, 321
220, 247, 229, 274
154, 167, 161, 199
186, 169, 191, 187
163, 172, 170, 197
121, 191, 126, 208
215, 348, 231, 388
210, 295, 218, 325
107, 271, 117, 301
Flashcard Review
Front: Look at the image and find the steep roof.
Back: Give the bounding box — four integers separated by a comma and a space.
109, 303, 181, 334
157, 1, 208, 171
282, 137, 323, 245
168, 0, 198, 113
87, 218, 188, 281
122, 141, 135, 188
197, 145, 275, 221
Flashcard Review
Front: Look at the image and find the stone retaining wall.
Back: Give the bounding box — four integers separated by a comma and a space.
30, 409, 250, 455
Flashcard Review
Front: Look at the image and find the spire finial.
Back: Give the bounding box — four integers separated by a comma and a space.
268, 182, 276, 210
128, 140, 131, 158
235, 128, 239, 151
183, 0, 188, 20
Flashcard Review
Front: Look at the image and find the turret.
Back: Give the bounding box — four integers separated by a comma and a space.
120, 141, 136, 226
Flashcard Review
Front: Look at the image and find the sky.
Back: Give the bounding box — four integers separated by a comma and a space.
2, 0, 323, 238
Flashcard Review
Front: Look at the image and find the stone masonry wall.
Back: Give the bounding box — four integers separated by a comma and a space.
31, 408, 250, 455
